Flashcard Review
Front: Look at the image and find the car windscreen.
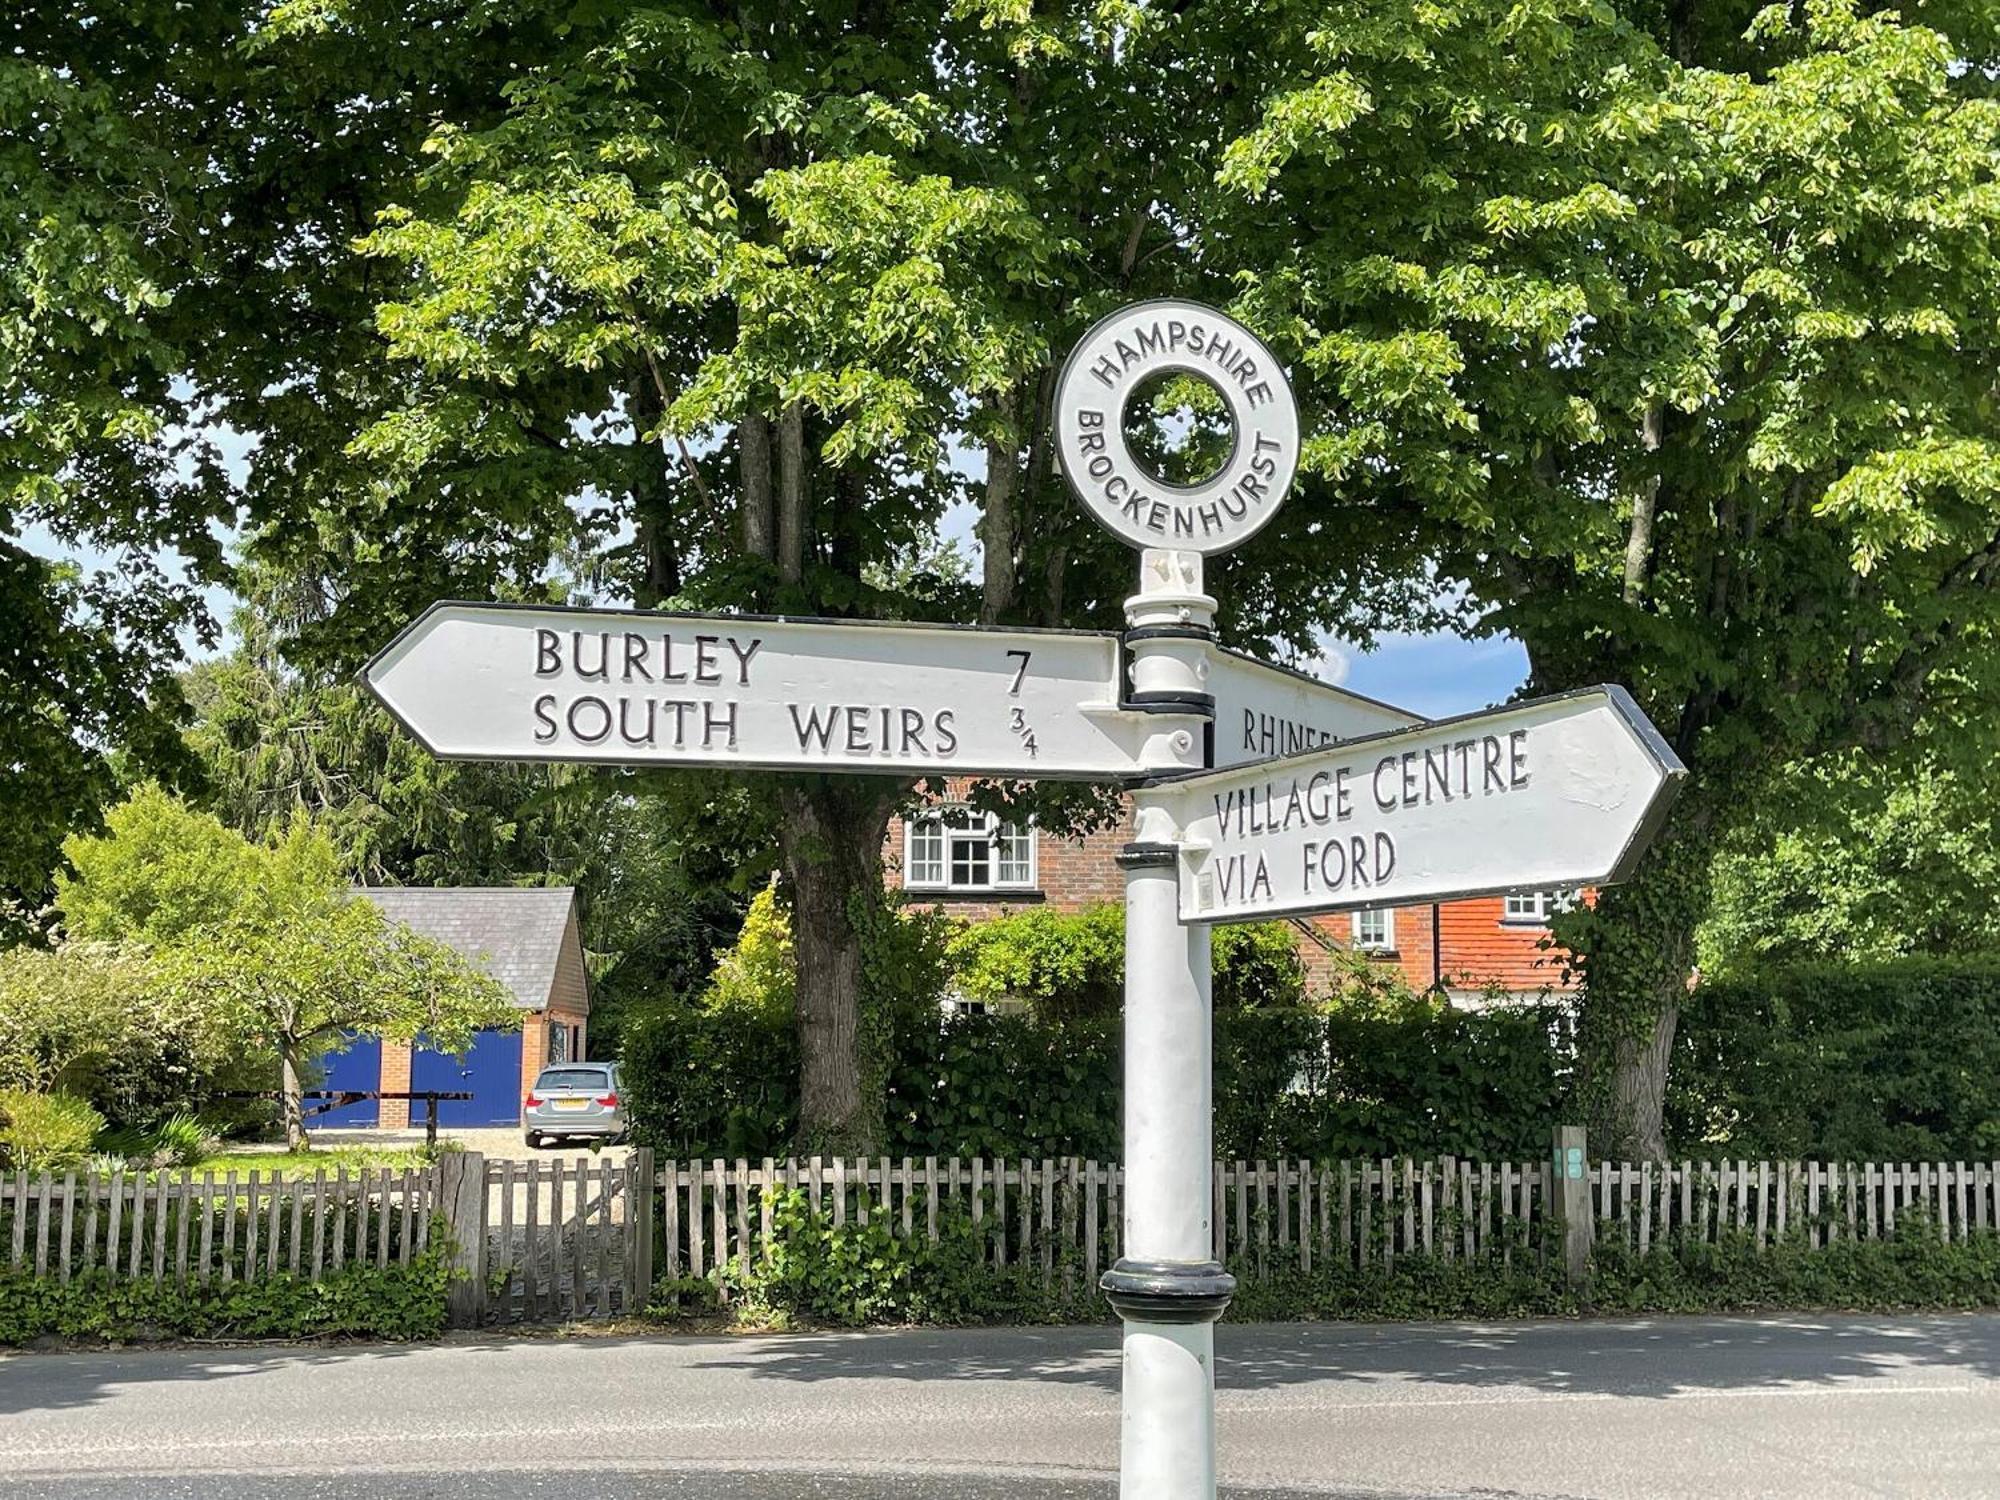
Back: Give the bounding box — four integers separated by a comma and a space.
536, 1068, 611, 1090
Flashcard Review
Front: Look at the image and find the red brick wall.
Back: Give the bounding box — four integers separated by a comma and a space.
886, 787, 1577, 999
379, 1041, 412, 1129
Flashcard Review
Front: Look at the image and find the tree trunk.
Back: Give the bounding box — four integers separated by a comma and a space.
1563, 794, 1716, 1160
777, 400, 806, 585
630, 374, 681, 606
980, 385, 1021, 625
1622, 404, 1662, 608
1610, 1004, 1678, 1161
775, 777, 901, 1153
740, 411, 775, 563
279, 1044, 308, 1152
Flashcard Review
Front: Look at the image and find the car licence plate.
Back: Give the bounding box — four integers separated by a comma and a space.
552, 1098, 589, 1112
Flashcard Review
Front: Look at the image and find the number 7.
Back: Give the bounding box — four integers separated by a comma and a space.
1005, 649, 1031, 696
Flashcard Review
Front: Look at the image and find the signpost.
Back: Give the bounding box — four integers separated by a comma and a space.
364, 296, 1684, 1500
366, 601, 1187, 780
1171, 687, 1685, 923
1205, 647, 1422, 769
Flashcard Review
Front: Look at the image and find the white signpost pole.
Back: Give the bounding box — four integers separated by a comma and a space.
1104, 549, 1233, 1499
1056, 299, 1305, 1499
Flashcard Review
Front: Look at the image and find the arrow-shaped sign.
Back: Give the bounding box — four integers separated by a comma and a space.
1205, 648, 1422, 768
1168, 686, 1686, 923
365, 602, 1163, 779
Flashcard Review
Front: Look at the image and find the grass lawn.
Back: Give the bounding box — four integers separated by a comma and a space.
179, 1145, 436, 1178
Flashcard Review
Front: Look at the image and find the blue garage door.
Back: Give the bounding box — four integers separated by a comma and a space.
316, 1036, 381, 1128
411, 1028, 524, 1128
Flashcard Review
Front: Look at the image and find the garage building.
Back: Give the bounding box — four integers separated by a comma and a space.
319, 887, 591, 1129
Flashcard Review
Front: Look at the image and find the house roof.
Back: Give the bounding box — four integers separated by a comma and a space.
355, 886, 578, 1011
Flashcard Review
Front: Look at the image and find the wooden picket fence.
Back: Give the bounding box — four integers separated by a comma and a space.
1589, 1158, 2000, 1253
9, 1151, 1999, 1323
0, 1166, 437, 1286
657, 1153, 2000, 1297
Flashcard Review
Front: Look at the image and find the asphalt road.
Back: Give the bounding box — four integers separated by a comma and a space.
6, 1315, 2000, 1499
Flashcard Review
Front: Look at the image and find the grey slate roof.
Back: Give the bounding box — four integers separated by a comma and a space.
355, 886, 577, 1011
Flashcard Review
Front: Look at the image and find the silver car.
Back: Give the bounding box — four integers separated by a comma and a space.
523, 1062, 627, 1147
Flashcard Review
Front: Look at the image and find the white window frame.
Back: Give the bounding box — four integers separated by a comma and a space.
1502, 889, 1578, 925
902, 808, 1038, 894
1351, 908, 1395, 952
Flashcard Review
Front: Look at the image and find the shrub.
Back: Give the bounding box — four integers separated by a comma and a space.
0, 1243, 451, 1344
945, 905, 1307, 1019
947, 905, 1124, 1019
1669, 956, 2000, 1158
1211, 922, 1308, 1009
885, 1011, 1123, 1160
0, 941, 239, 1135
701, 886, 794, 1018
623, 1000, 799, 1160
0, 1091, 106, 1173
676, 1191, 1095, 1328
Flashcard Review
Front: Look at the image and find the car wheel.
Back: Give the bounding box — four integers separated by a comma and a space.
523, 1131, 541, 1149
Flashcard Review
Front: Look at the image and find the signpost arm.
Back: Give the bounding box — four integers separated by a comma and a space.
1103, 550, 1233, 1500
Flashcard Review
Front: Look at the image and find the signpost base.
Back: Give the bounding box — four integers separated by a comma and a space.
1106, 796, 1232, 1498
1116, 1322, 1220, 1497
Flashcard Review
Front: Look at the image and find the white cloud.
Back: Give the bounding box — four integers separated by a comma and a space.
1294, 635, 1354, 686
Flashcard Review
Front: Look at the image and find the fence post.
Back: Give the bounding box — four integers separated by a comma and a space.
1551, 1126, 1591, 1292
439, 1151, 488, 1328
628, 1148, 656, 1314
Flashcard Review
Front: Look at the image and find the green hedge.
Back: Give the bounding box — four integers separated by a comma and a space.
623, 995, 1570, 1163
0, 1248, 452, 1345
1670, 956, 2000, 1159
650, 1200, 2000, 1330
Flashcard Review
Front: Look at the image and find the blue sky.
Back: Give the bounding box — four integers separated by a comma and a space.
1330, 632, 1529, 719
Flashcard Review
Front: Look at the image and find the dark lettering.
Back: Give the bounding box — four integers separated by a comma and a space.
790, 704, 838, 751
618, 698, 656, 745
566, 696, 612, 743
1374, 757, 1398, 812
571, 631, 609, 681
693, 635, 721, 684
623, 633, 651, 682
702, 700, 737, 750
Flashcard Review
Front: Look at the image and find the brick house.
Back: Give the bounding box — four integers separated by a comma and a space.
885, 788, 1576, 1004
320, 887, 592, 1130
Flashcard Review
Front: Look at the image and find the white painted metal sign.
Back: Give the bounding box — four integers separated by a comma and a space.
1206, 648, 1422, 769
1169, 687, 1686, 923
365, 602, 1149, 778
1055, 299, 1300, 554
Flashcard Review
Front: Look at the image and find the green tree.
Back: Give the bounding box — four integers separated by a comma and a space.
60, 791, 516, 1147
1701, 752, 2000, 970
56, 785, 259, 945
0, 941, 233, 1131
1216, 0, 2000, 1153
0, 6, 238, 928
